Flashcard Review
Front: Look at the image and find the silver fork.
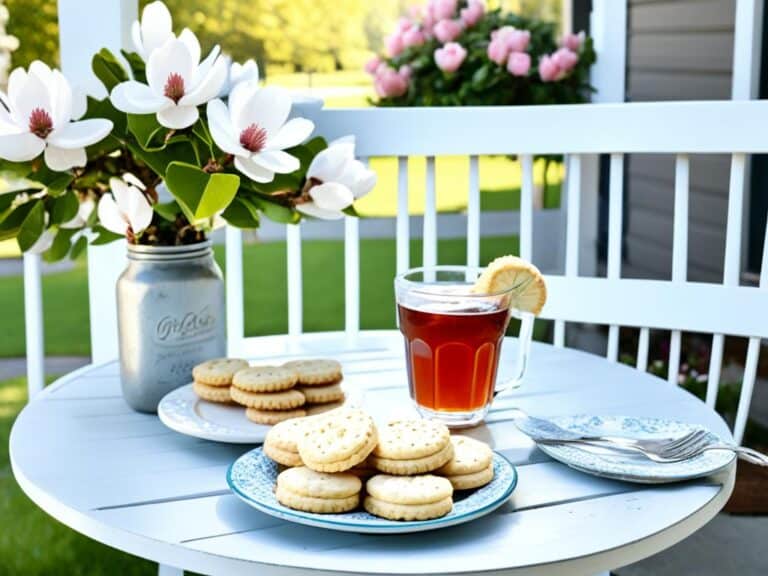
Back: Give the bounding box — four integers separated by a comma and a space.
652, 437, 768, 466
510, 408, 705, 454
537, 429, 710, 459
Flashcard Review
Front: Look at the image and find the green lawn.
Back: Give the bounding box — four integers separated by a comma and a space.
0, 376, 157, 575
0, 235, 523, 357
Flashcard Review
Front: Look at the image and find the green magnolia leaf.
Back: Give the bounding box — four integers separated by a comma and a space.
25, 162, 74, 194
154, 200, 181, 222
221, 197, 260, 229
92, 48, 129, 92
90, 225, 124, 246
251, 196, 299, 224
121, 49, 147, 84
126, 141, 197, 178
49, 190, 79, 225
165, 162, 240, 221
127, 114, 165, 149
44, 228, 77, 262
0, 159, 33, 179
70, 234, 88, 260
17, 201, 46, 251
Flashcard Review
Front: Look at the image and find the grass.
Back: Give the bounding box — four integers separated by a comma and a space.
0, 376, 157, 575
0, 235, 526, 357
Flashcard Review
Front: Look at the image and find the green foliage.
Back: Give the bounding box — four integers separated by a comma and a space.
91, 48, 130, 92
164, 162, 240, 221
5, 0, 59, 69
372, 6, 596, 107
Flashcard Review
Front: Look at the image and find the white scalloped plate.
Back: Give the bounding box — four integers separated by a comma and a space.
537, 415, 735, 484
227, 447, 518, 534
158, 383, 361, 444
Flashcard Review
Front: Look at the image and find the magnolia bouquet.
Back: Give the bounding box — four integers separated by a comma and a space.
0, 1, 375, 260
366, 0, 596, 107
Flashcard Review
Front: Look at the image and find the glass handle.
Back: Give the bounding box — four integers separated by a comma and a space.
494, 311, 534, 399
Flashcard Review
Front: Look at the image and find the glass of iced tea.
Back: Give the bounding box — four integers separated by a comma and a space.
395, 265, 535, 427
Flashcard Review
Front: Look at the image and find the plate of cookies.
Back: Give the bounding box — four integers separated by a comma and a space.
158, 357, 357, 443
227, 407, 518, 533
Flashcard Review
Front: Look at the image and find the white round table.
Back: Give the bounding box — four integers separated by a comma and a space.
10, 331, 735, 576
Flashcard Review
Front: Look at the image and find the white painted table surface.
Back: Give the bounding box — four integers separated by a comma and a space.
10, 330, 736, 576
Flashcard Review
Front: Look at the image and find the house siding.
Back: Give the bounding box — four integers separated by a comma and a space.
624, 0, 735, 282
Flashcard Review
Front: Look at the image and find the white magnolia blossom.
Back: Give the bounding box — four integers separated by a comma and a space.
131, 0, 174, 61
97, 173, 153, 236
0, 61, 112, 171
219, 57, 259, 97
298, 136, 376, 220
206, 84, 314, 183
111, 30, 228, 129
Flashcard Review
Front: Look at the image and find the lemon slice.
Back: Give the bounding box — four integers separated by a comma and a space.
473, 255, 547, 315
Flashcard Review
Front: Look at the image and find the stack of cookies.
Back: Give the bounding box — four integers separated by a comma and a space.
191, 357, 346, 426
368, 420, 454, 475
263, 408, 496, 522
192, 358, 249, 403
231, 365, 307, 425
436, 435, 495, 490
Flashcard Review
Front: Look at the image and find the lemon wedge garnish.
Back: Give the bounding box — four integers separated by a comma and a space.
473, 255, 547, 315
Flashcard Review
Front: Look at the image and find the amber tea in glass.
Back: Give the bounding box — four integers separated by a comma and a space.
395, 266, 534, 427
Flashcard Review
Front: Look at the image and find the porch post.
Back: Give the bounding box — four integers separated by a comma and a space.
579, 0, 627, 278
57, 0, 137, 363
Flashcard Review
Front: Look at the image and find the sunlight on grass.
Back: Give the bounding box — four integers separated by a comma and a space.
356, 156, 564, 217
0, 239, 20, 259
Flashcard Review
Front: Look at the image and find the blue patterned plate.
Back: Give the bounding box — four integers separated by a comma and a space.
227, 448, 517, 534
537, 415, 735, 484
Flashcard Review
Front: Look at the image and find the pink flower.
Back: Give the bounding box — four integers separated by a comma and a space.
433, 19, 463, 43
560, 31, 585, 52
374, 65, 409, 98
399, 65, 412, 80
430, 0, 457, 20
396, 18, 414, 33
402, 26, 426, 48
507, 52, 531, 76
364, 56, 382, 75
487, 37, 508, 65
552, 47, 578, 72
434, 42, 467, 73
538, 55, 561, 82
492, 26, 530, 52
460, 0, 485, 27
385, 32, 404, 57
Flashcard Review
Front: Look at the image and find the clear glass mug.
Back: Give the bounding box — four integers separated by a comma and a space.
395, 266, 534, 427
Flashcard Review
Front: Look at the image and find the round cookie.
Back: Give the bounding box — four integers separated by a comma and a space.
264, 417, 310, 452
283, 359, 342, 385
192, 380, 233, 403
298, 408, 378, 473
192, 358, 249, 386
263, 443, 303, 467
233, 366, 298, 392
366, 474, 452, 505
277, 466, 361, 499
230, 387, 305, 410
437, 435, 493, 476
373, 419, 450, 460
246, 407, 307, 425
276, 485, 360, 513
298, 383, 345, 404
364, 495, 452, 521
369, 441, 454, 475
445, 463, 494, 490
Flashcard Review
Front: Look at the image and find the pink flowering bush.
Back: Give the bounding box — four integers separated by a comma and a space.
366, 0, 596, 107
